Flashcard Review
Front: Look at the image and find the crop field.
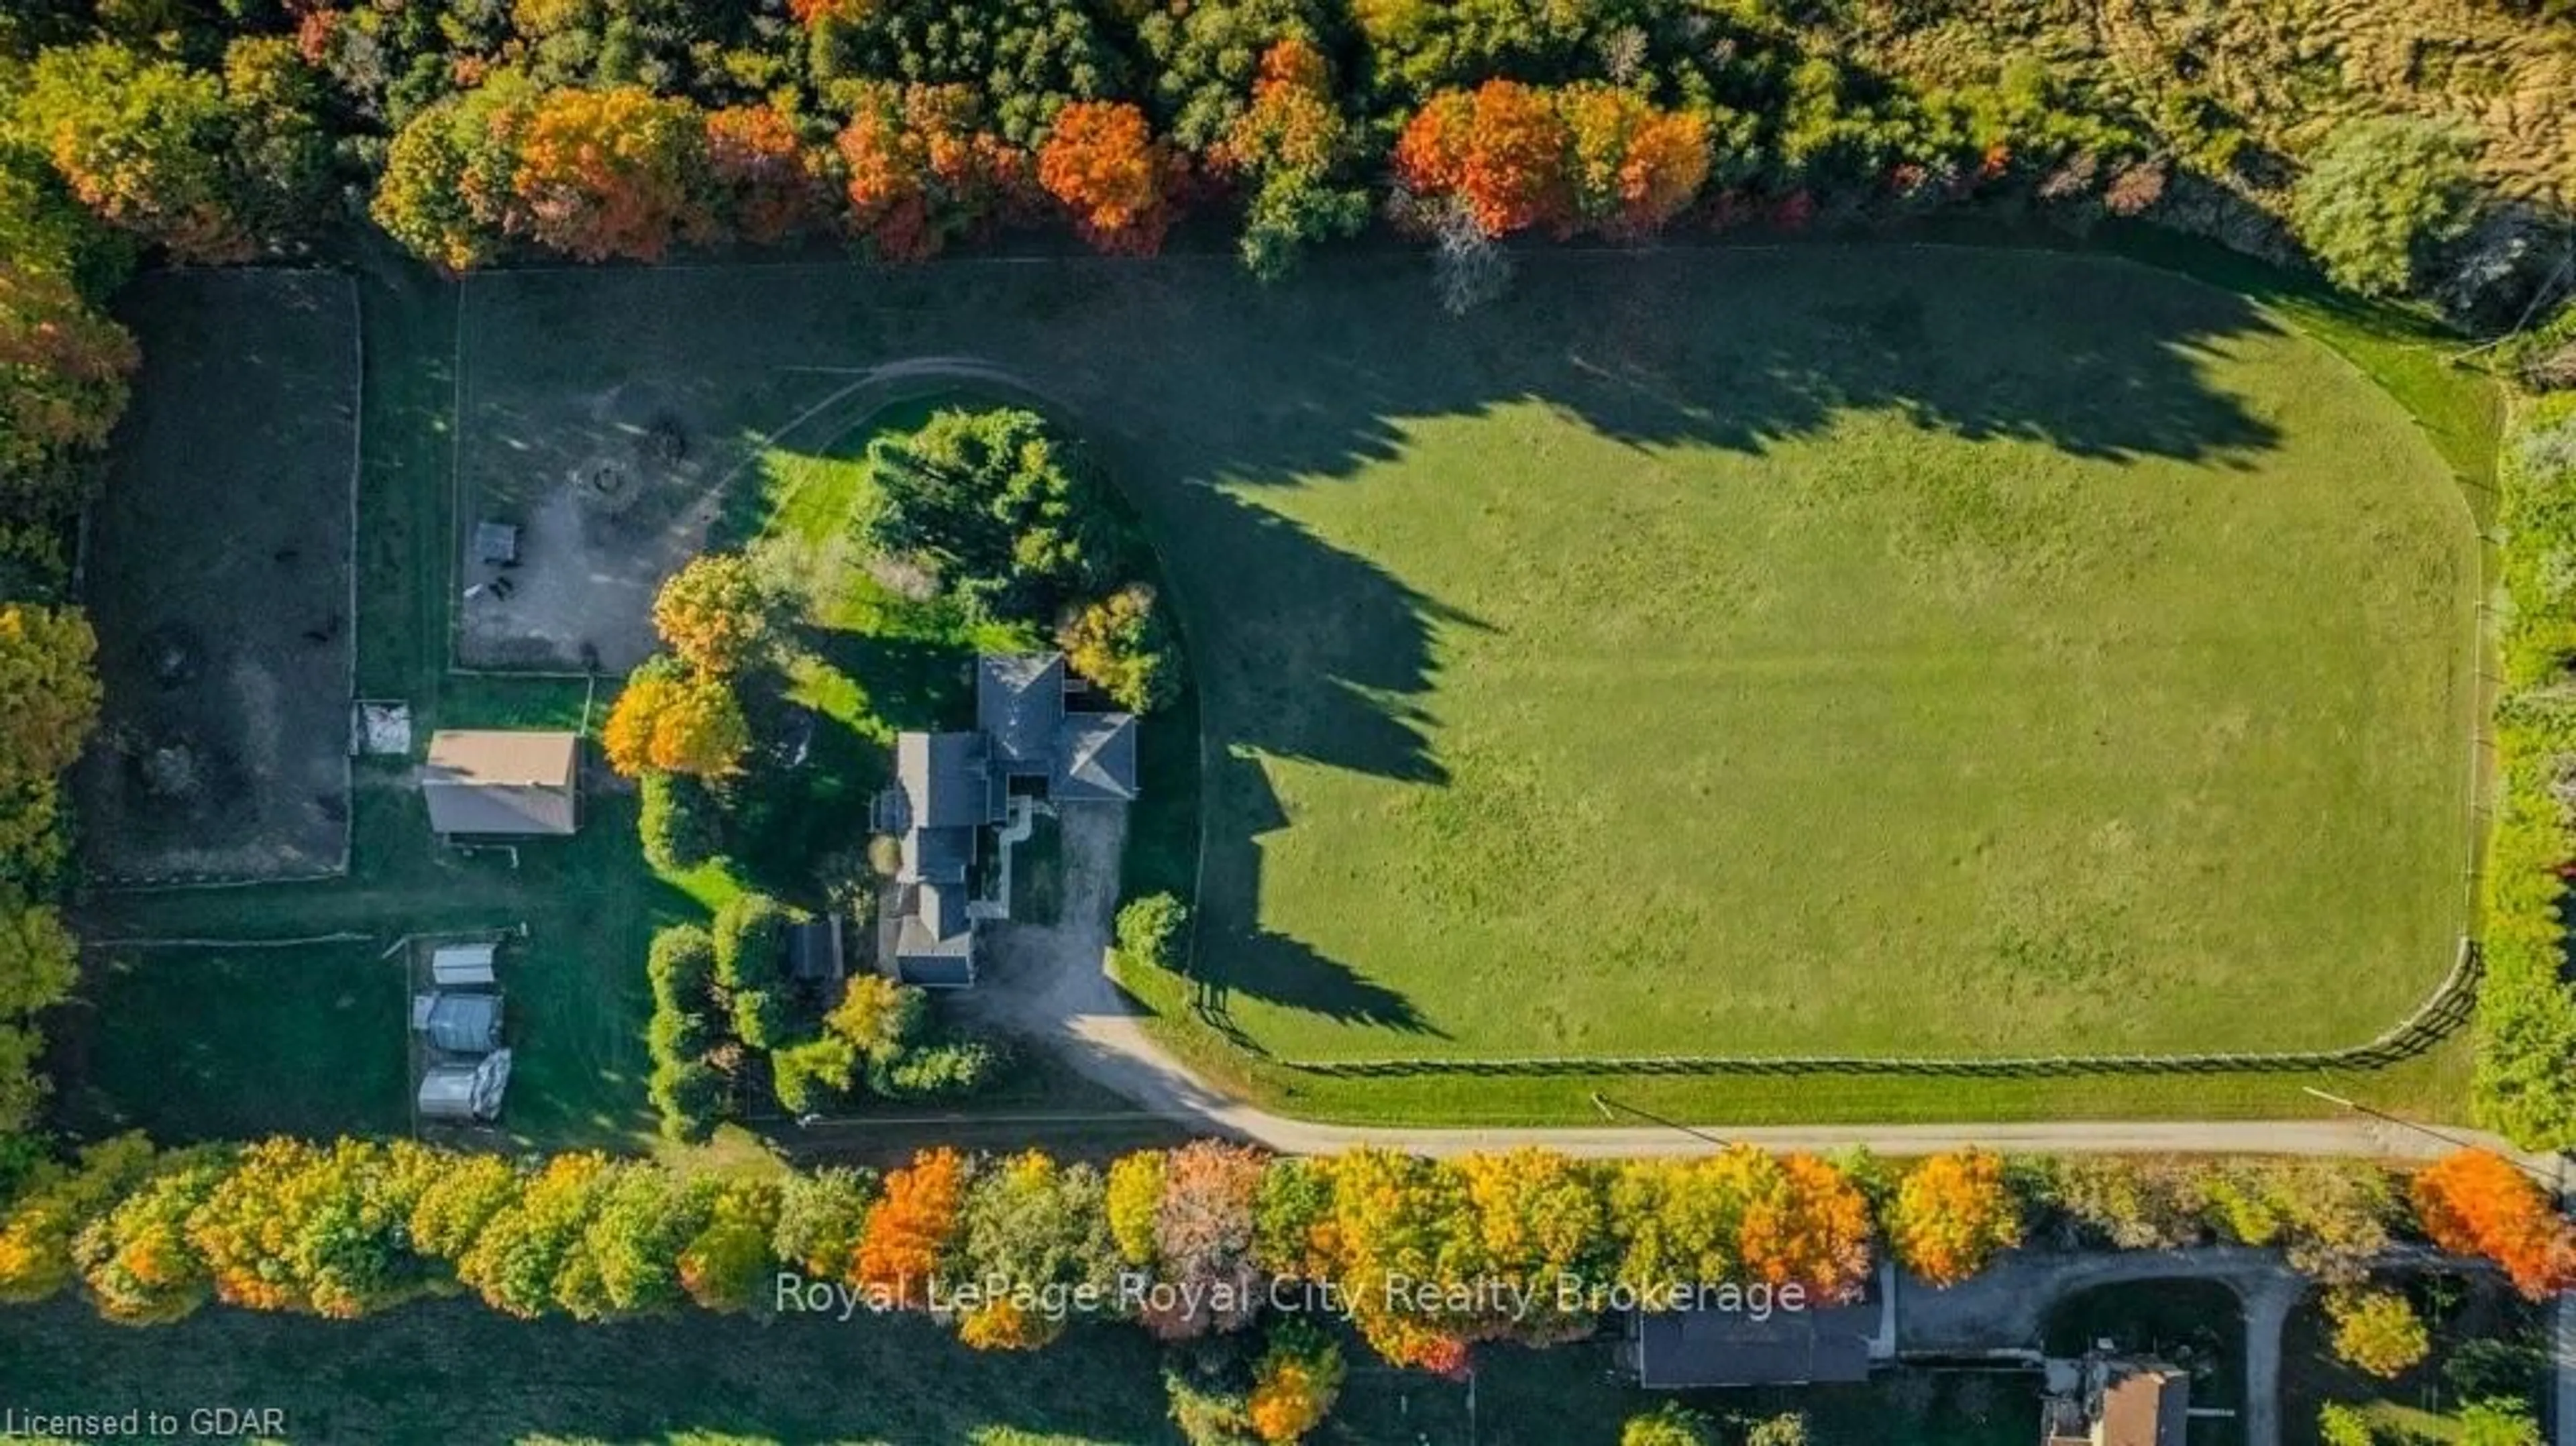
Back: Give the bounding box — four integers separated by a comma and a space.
76, 270, 359, 884
451, 245, 2481, 1081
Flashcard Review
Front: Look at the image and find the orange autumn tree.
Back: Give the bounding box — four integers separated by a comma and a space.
1313, 1149, 1479, 1373
1395, 81, 1709, 241
0, 264, 138, 479
1557, 84, 1710, 238
1888, 1150, 2023, 1286
2411, 1150, 2576, 1298
1037, 101, 1181, 255
1246, 1318, 1346, 1443
651, 553, 769, 676
853, 1147, 967, 1307
506, 87, 714, 262
1737, 1151, 1875, 1302
1214, 40, 1368, 279
704, 105, 822, 244
1393, 79, 1570, 238
837, 85, 1031, 263
787, 0, 872, 21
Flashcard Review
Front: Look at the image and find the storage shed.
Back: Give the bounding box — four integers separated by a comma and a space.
412, 991, 504, 1056
430, 942, 498, 987
419, 1050, 512, 1121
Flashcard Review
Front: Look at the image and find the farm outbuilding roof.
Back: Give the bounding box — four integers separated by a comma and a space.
421, 730, 580, 836
430, 942, 497, 987
473, 520, 519, 565
1625, 1295, 1881, 1388
419, 1049, 512, 1121
412, 991, 504, 1056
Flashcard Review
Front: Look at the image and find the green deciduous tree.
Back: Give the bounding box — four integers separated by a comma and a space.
2326, 1288, 2430, 1379
2290, 116, 2478, 298
1115, 893, 1189, 973
0, 604, 98, 882
456, 1152, 611, 1319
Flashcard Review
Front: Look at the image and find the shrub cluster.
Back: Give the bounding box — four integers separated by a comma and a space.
647, 908, 1010, 1139
2475, 401, 2576, 1150
1115, 892, 1191, 975
862, 406, 1184, 713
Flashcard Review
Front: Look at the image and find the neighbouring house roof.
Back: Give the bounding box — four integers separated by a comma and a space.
1053, 712, 1140, 801
1629, 1298, 1879, 1389
412, 991, 503, 1056
2098, 1368, 2188, 1446
421, 730, 580, 836
977, 653, 1067, 769
786, 917, 845, 983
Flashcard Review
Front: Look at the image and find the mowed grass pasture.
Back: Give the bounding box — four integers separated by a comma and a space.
453, 245, 2482, 1075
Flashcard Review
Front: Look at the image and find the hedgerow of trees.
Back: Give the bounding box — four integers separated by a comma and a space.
1, 0, 2556, 331
2475, 400, 2576, 1150
0, 1137, 2548, 1444
0, 112, 122, 1163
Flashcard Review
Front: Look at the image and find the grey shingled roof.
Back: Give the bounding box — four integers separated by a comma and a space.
1053, 713, 1140, 801
978, 653, 1067, 769
902, 826, 973, 885
896, 732, 995, 828
893, 881, 975, 989
421, 730, 580, 836
1631, 1298, 1878, 1388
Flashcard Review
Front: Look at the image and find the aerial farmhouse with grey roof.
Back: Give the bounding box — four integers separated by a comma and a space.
875, 652, 1139, 987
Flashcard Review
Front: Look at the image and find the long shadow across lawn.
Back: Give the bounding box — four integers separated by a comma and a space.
1074, 249, 2289, 1042
462, 247, 2300, 1051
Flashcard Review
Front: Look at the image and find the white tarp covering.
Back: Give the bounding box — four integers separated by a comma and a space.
419, 1049, 512, 1121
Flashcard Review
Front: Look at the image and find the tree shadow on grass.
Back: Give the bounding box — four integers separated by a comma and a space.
616, 246, 2302, 1050
802, 628, 979, 734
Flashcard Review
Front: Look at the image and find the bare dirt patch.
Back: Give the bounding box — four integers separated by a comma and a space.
77, 270, 359, 885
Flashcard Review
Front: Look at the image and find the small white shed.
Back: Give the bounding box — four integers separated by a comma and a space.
431, 942, 498, 987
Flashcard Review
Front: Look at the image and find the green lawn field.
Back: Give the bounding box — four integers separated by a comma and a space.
72, 237, 2495, 1142
456, 243, 2482, 1070
1189, 291, 2479, 1063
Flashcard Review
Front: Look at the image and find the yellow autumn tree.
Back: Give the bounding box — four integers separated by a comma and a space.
651, 553, 769, 675
602, 661, 749, 777
1888, 1150, 2023, 1286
